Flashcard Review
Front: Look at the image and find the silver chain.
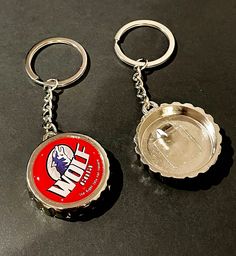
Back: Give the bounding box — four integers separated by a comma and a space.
132, 59, 158, 114
42, 79, 58, 141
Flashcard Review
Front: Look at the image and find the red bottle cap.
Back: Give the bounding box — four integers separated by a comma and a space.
27, 133, 110, 219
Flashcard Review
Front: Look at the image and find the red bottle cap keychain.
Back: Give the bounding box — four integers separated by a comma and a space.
25, 38, 110, 219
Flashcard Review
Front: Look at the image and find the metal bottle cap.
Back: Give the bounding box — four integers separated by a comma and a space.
27, 133, 110, 219
135, 102, 222, 179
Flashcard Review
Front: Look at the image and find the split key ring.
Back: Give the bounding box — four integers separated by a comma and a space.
25, 37, 87, 88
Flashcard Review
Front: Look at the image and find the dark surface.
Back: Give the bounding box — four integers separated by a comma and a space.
0, 1, 235, 255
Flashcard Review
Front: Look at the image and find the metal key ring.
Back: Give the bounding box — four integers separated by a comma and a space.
114, 20, 175, 68
25, 37, 87, 88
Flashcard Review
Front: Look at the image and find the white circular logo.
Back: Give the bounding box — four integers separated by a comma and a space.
47, 145, 74, 181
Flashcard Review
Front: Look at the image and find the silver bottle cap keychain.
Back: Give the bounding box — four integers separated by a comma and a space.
114, 20, 222, 179
25, 38, 110, 219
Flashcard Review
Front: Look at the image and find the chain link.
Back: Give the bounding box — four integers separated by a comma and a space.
42, 79, 58, 141
132, 59, 158, 114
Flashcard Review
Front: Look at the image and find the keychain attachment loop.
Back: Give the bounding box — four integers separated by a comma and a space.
133, 59, 158, 114
42, 79, 58, 141
25, 37, 87, 88
114, 20, 175, 68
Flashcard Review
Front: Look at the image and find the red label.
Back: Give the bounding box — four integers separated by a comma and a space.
32, 136, 104, 203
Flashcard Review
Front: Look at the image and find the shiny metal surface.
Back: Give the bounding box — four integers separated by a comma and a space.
114, 20, 175, 68
135, 103, 222, 178
114, 21, 221, 179
25, 37, 87, 88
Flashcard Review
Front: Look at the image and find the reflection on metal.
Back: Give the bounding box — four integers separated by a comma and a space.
135, 102, 222, 179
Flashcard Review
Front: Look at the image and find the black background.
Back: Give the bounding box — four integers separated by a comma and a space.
0, 0, 235, 255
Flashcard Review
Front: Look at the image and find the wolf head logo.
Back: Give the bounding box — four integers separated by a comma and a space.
51, 145, 72, 176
